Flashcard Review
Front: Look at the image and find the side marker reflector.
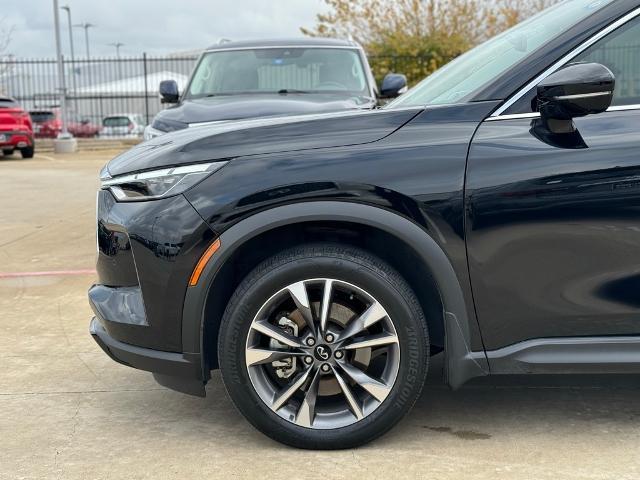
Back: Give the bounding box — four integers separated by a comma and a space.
189, 238, 221, 286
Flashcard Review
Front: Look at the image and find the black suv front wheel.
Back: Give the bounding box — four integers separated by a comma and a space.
218, 244, 429, 449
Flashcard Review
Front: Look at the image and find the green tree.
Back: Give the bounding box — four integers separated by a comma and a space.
302, 0, 559, 85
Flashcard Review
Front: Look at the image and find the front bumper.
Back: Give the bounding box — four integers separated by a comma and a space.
90, 317, 205, 396
92, 189, 215, 351
90, 189, 217, 394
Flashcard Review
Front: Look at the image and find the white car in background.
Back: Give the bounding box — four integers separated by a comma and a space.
101, 114, 146, 138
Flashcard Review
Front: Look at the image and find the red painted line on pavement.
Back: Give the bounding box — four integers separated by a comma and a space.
0, 269, 96, 279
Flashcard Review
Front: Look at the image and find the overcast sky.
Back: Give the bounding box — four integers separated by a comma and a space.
2, 0, 328, 58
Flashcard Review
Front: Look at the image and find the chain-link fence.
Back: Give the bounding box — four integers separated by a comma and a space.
2, 48, 634, 139
0, 53, 439, 138
0, 54, 199, 138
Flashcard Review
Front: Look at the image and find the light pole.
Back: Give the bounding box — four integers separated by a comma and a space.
52, 0, 76, 152
109, 42, 124, 58
109, 42, 124, 79
60, 5, 77, 113
74, 22, 95, 59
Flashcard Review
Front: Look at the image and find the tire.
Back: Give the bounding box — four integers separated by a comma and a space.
218, 243, 429, 449
2, 148, 13, 156
20, 146, 34, 159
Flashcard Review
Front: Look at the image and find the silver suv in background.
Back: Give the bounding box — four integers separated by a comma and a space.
101, 114, 146, 138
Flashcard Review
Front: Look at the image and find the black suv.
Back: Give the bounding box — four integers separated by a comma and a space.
143, 38, 407, 140
91, 0, 640, 449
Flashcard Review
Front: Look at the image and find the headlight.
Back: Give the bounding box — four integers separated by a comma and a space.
143, 125, 165, 141
101, 161, 227, 201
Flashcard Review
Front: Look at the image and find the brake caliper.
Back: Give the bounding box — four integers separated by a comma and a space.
271, 317, 298, 378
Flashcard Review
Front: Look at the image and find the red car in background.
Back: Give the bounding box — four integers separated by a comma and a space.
0, 96, 34, 159
29, 108, 101, 138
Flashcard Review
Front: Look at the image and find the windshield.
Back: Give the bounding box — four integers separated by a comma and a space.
186, 47, 370, 98
388, 0, 615, 108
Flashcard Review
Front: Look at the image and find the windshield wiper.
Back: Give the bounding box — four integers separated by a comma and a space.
204, 93, 239, 97
277, 89, 311, 94
202, 92, 254, 97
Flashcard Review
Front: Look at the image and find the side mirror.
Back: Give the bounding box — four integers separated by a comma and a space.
380, 73, 408, 98
537, 63, 614, 131
159, 79, 180, 104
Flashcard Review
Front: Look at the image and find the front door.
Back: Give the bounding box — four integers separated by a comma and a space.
465, 15, 640, 351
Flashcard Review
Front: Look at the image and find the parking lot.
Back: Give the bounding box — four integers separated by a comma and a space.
1, 150, 639, 480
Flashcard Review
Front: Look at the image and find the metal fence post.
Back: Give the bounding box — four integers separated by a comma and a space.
143, 52, 150, 125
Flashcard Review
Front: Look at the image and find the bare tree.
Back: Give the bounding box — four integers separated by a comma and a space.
0, 17, 12, 50
303, 0, 559, 45
0, 17, 15, 95
302, 0, 560, 84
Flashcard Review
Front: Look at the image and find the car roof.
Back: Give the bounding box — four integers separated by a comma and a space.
205, 37, 360, 51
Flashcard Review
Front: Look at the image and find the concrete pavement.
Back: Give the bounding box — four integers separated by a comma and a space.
0, 151, 639, 479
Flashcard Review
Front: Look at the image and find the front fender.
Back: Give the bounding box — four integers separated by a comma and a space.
181, 201, 488, 389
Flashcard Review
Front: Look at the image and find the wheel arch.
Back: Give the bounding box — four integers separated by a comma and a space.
182, 201, 488, 389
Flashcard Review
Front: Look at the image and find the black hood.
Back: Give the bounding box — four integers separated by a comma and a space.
153, 93, 376, 131
107, 107, 421, 176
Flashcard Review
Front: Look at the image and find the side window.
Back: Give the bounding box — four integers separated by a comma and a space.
573, 16, 640, 106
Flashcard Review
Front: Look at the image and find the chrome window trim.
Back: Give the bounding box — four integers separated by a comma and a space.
491, 6, 640, 118
608, 103, 640, 112
486, 103, 640, 122
486, 112, 541, 121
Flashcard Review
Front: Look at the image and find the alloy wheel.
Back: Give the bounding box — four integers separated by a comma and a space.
244, 278, 400, 429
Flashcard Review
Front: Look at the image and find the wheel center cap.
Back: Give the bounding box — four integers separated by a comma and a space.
314, 344, 332, 361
